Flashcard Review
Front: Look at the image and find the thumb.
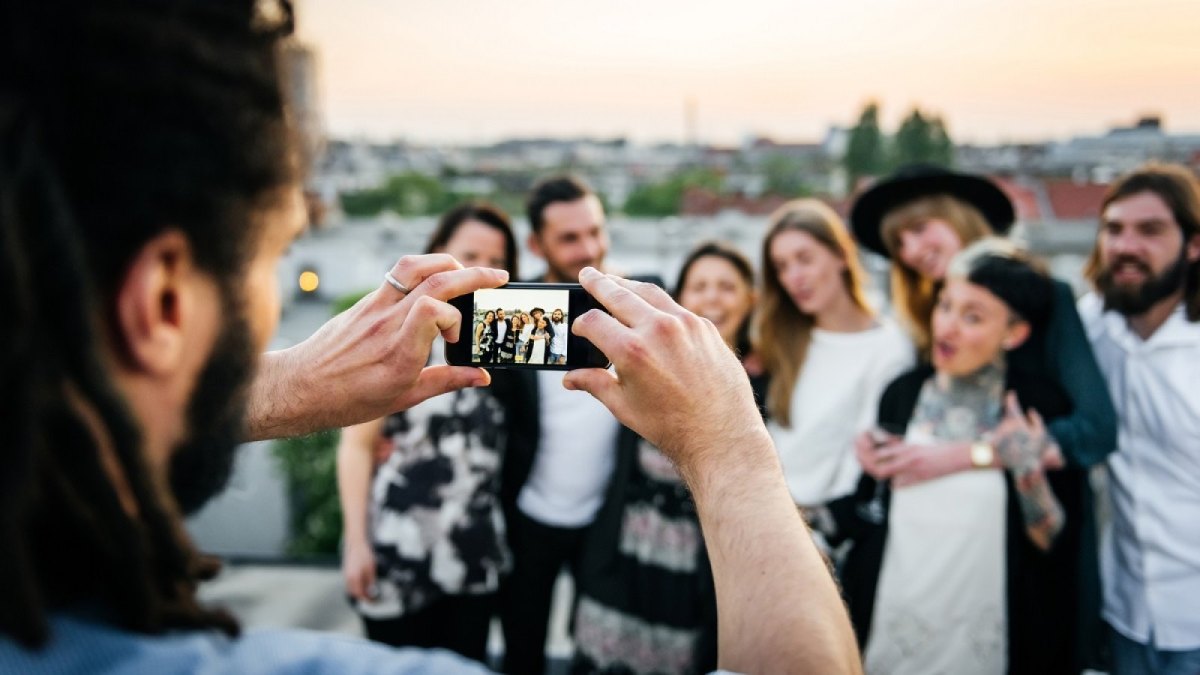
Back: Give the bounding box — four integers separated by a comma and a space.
394, 365, 490, 411
563, 368, 625, 416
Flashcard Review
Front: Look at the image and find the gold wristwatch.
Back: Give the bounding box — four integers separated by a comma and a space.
970, 440, 995, 468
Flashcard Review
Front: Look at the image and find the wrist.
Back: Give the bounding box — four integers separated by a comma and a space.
969, 439, 995, 469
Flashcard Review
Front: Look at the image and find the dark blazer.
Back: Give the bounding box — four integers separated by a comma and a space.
829, 364, 1102, 674
495, 318, 517, 362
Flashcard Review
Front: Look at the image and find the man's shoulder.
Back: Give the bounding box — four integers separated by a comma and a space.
0, 615, 490, 675
1076, 292, 1109, 341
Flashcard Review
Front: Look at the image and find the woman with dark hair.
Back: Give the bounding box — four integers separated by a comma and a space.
830, 241, 1097, 674
570, 241, 760, 675
337, 201, 518, 663
848, 164, 1116, 473
757, 200, 912, 526
475, 310, 497, 364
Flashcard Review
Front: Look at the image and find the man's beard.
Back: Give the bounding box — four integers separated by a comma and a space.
1097, 248, 1188, 317
168, 304, 255, 516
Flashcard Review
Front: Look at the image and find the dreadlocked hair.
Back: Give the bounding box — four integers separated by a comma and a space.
0, 0, 298, 647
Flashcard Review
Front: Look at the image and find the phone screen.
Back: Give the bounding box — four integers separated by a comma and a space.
446, 283, 610, 370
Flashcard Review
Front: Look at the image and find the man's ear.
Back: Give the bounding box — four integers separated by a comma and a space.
113, 229, 195, 375
527, 231, 544, 260
1187, 232, 1200, 263
1002, 319, 1032, 352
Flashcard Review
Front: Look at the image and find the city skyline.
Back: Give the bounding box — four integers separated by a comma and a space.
297, 0, 1200, 146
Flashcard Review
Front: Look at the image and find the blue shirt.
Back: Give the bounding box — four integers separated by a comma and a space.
0, 614, 493, 674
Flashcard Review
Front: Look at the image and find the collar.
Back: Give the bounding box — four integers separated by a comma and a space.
1099, 300, 1199, 352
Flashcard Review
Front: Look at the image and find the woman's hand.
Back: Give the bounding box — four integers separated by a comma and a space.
884, 441, 972, 488
993, 392, 1052, 474
854, 429, 899, 480
342, 537, 377, 601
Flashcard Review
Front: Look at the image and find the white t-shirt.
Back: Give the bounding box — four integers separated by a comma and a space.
768, 319, 913, 506
495, 320, 508, 343
517, 371, 620, 528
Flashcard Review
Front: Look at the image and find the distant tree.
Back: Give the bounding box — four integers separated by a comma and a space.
338, 171, 462, 217
892, 108, 954, 168
843, 102, 888, 186
762, 154, 811, 197
929, 115, 954, 166
623, 168, 724, 217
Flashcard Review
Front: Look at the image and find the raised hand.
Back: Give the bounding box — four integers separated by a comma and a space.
993, 392, 1065, 551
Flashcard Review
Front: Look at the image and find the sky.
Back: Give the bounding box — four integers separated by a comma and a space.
474, 288, 571, 317
296, 0, 1200, 145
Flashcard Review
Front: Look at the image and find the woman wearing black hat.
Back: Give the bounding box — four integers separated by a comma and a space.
849, 165, 1116, 475
829, 243, 1097, 674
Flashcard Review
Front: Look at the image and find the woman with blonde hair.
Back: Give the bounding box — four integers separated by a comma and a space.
757, 199, 912, 519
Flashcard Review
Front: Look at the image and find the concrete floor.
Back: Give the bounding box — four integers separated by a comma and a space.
197, 563, 577, 673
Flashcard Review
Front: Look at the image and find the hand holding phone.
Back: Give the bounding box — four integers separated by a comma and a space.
444, 282, 611, 370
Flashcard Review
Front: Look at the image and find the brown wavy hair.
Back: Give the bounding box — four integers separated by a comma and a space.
756, 200, 873, 426
880, 194, 993, 353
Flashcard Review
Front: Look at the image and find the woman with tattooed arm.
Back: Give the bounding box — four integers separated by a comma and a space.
825, 240, 1096, 675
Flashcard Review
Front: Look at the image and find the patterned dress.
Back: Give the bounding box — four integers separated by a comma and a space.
571, 433, 717, 675
355, 354, 510, 620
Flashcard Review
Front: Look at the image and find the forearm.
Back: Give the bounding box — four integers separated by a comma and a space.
246, 347, 324, 441
336, 430, 377, 545
684, 431, 862, 674
1012, 467, 1065, 551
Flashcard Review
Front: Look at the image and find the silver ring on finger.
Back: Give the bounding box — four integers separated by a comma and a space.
384, 271, 412, 296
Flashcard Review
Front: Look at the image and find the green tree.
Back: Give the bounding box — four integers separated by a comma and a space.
892, 108, 954, 168
623, 168, 724, 217
843, 102, 888, 186
761, 154, 811, 197
339, 171, 463, 218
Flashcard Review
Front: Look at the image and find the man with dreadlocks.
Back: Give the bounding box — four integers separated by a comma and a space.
0, 1, 861, 673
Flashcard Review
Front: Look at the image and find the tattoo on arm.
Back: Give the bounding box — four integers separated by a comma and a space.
1012, 467, 1065, 551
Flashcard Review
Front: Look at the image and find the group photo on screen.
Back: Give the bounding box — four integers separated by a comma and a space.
472, 288, 571, 365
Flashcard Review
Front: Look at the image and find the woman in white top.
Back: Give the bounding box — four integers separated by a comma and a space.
524, 316, 551, 365
757, 199, 913, 514
516, 312, 534, 363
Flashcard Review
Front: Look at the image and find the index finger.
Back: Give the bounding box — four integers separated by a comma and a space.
578, 267, 662, 327
603, 273, 689, 317
407, 266, 510, 304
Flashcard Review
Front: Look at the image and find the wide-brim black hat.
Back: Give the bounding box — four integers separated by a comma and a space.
849, 164, 1015, 258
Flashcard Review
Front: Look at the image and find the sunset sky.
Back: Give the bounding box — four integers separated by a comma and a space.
296, 0, 1200, 145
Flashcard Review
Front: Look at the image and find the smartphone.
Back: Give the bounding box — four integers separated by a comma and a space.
445, 282, 611, 370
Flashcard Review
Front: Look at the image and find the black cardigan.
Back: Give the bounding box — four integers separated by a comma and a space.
829, 364, 1101, 674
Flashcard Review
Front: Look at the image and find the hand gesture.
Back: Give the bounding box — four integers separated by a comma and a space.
992, 392, 1052, 476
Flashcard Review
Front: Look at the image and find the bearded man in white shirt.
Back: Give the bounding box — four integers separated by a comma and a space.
1078, 163, 1200, 675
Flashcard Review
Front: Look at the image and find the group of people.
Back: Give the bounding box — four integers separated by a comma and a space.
475, 306, 568, 365
336, 160, 1200, 675
2, 5, 1198, 675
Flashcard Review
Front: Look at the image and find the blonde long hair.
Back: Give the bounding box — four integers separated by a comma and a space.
879, 194, 992, 353
757, 199, 873, 426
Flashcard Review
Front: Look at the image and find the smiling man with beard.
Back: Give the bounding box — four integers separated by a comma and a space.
1078, 164, 1200, 675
